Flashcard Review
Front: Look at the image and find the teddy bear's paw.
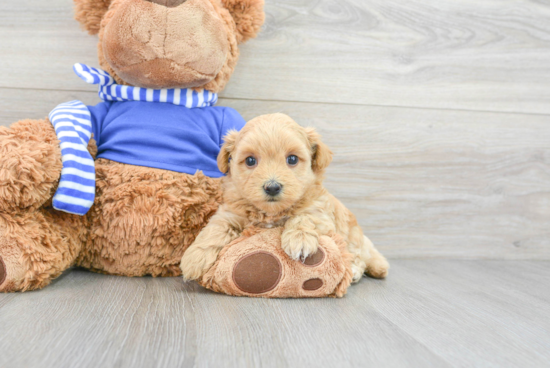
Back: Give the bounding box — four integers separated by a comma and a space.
232, 251, 282, 294
230, 250, 325, 295
200, 229, 353, 298
0, 244, 26, 293
0, 256, 7, 290
281, 229, 319, 261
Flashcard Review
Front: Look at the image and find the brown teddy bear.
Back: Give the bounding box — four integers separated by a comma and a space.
0, 0, 265, 292
0, 0, 359, 298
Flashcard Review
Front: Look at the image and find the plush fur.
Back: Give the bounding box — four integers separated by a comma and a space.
181, 114, 389, 294
0, 0, 264, 292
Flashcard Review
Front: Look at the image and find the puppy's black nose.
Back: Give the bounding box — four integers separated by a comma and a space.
146, 0, 187, 8
264, 182, 282, 197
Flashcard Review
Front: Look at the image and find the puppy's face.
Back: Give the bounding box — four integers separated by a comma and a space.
218, 114, 333, 215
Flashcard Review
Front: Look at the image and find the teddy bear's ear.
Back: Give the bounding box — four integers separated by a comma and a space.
74, 0, 112, 35
217, 130, 240, 174
304, 127, 333, 173
221, 0, 265, 43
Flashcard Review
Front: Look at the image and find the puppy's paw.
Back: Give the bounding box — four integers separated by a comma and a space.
365, 255, 390, 279
351, 264, 365, 283
281, 229, 319, 261
180, 245, 221, 281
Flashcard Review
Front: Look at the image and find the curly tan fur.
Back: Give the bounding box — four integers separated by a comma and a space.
77, 159, 221, 277
0, 127, 221, 292
0, 119, 61, 214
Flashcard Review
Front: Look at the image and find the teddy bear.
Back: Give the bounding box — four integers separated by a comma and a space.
0, 0, 266, 292
0, 0, 358, 298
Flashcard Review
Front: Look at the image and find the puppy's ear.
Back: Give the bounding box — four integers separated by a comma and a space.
304, 127, 333, 173
74, 0, 112, 35
217, 130, 240, 174
221, 0, 265, 43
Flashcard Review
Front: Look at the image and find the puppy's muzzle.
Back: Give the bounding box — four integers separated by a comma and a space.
263, 181, 283, 197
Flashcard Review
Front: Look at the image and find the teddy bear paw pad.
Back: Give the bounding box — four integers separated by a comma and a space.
232, 251, 282, 294
302, 247, 325, 267
303, 278, 324, 291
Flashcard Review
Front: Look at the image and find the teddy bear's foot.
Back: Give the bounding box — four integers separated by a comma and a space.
0, 256, 7, 289
199, 228, 353, 298
0, 238, 27, 292
0, 209, 85, 292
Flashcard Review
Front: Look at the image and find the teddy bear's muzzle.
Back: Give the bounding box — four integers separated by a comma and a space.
102, 0, 229, 89
146, 0, 188, 7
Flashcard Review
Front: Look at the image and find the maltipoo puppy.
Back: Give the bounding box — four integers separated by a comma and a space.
181, 113, 389, 282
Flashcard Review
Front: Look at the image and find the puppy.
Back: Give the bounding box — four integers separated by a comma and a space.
181, 113, 389, 282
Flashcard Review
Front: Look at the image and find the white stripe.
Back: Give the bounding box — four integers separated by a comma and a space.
54, 122, 92, 137
57, 181, 95, 194
97, 68, 110, 77
174, 89, 181, 105
52, 114, 92, 126
121, 85, 129, 99
197, 90, 204, 107
60, 142, 89, 152
133, 87, 140, 100
57, 131, 81, 139
146, 89, 154, 102
74, 125, 92, 138
97, 72, 108, 86
110, 85, 117, 97
62, 154, 95, 166
160, 89, 168, 103
74, 64, 95, 84
185, 89, 193, 108
53, 194, 94, 208
60, 167, 95, 180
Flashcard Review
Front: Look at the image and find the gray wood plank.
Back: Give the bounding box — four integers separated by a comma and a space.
0, 261, 549, 368
2, 0, 550, 114
366, 260, 550, 367
1, 88, 548, 260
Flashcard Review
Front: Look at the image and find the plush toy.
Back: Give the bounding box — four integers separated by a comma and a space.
198, 227, 354, 298
0, 0, 369, 298
0, 0, 265, 292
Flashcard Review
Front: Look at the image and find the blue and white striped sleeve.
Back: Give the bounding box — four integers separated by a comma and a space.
49, 100, 96, 215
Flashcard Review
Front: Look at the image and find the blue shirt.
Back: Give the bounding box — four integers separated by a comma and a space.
87, 101, 245, 178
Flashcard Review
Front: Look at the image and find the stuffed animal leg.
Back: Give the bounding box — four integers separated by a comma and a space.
0, 119, 87, 292
198, 228, 353, 298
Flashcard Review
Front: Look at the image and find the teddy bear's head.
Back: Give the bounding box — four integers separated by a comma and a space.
74, 0, 264, 92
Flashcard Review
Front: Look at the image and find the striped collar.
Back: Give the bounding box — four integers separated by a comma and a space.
73, 63, 218, 108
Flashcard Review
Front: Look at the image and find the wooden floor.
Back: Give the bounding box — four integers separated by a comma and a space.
1, 0, 550, 367
1, 261, 549, 368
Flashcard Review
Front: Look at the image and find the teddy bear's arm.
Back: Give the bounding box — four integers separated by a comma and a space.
180, 205, 246, 281
0, 118, 63, 213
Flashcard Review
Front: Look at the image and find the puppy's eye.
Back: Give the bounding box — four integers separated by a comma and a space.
245, 156, 257, 167
287, 155, 299, 166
